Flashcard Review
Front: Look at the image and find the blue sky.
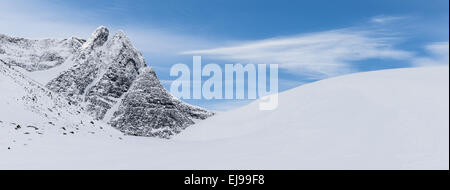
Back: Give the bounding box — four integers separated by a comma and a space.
1, 0, 448, 110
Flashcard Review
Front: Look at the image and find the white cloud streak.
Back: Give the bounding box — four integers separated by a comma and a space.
370, 15, 407, 24
0, 0, 217, 56
1, 1, 445, 78
183, 29, 413, 77
413, 42, 449, 67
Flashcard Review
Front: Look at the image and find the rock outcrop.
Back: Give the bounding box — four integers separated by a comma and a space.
109, 67, 213, 138
2, 26, 213, 138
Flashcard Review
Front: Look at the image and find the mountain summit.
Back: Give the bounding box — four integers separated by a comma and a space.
0, 26, 213, 138
81, 26, 109, 50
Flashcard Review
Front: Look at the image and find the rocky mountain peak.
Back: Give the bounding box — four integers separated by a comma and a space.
104, 30, 139, 58
4, 26, 213, 139
137, 67, 160, 87
82, 26, 109, 50
113, 30, 127, 39
109, 66, 213, 138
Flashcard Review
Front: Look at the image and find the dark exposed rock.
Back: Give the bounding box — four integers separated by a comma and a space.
47, 27, 146, 119
26, 126, 39, 130
110, 67, 213, 138
82, 26, 109, 50
44, 26, 213, 138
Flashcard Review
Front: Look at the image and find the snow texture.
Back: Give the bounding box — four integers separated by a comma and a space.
2, 26, 213, 138
1, 65, 448, 169
0, 26, 447, 169
0, 61, 123, 150
0, 34, 83, 72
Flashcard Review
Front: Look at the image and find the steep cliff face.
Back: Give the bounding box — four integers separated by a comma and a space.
109, 67, 213, 138
46, 26, 147, 120
40, 26, 213, 138
1, 26, 213, 138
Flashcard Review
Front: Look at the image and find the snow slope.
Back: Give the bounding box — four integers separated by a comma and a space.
1, 66, 448, 169
0, 62, 122, 151
1, 27, 213, 138
0, 34, 83, 74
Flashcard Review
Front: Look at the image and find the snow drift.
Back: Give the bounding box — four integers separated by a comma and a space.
1, 66, 448, 169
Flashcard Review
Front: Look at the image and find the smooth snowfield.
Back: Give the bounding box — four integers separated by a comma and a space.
1, 66, 448, 169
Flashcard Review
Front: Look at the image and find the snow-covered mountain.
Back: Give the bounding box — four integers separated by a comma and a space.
0, 34, 83, 72
1, 66, 448, 169
0, 61, 123, 149
109, 67, 214, 138
0, 26, 213, 138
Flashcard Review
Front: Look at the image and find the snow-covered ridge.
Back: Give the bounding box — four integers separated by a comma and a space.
46, 26, 147, 120
1, 66, 446, 169
0, 61, 122, 150
172, 66, 449, 169
178, 66, 449, 142
1, 26, 213, 139
0, 34, 84, 71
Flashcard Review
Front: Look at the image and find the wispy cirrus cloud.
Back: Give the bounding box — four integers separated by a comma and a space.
0, 0, 218, 56
182, 29, 413, 78
370, 15, 407, 24
413, 42, 449, 66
